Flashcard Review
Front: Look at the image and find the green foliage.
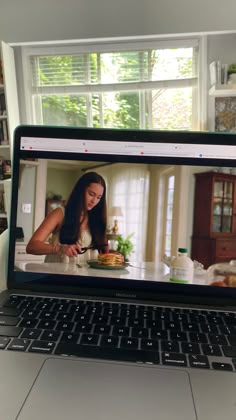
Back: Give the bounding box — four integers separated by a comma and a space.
116, 234, 134, 260
228, 64, 236, 75
36, 49, 194, 130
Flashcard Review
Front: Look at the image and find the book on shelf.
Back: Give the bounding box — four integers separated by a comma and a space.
0, 60, 3, 84
0, 119, 9, 145
0, 158, 3, 180
0, 158, 11, 179
209, 61, 228, 86
0, 93, 6, 115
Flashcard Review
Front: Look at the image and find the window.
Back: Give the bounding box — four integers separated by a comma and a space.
23, 37, 201, 130
164, 174, 175, 256
98, 163, 150, 262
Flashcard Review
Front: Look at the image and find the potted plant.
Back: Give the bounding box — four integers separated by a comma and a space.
227, 64, 236, 84
116, 233, 134, 261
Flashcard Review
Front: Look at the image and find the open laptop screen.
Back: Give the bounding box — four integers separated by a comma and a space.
8, 126, 236, 302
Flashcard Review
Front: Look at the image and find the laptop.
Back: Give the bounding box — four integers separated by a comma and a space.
0, 124, 236, 420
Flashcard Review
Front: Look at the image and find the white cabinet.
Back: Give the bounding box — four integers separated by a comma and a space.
15, 240, 45, 264
0, 41, 20, 234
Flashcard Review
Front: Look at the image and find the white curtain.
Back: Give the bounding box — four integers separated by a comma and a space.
99, 163, 150, 261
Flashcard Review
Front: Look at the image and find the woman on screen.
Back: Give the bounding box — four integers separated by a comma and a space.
26, 171, 108, 263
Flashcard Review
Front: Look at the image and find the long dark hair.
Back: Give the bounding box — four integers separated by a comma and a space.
60, 172, 107, 247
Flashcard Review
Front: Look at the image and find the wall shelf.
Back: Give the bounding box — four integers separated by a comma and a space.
209, 84, 236, 97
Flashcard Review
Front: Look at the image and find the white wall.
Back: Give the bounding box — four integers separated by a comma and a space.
1, 0, 236, 44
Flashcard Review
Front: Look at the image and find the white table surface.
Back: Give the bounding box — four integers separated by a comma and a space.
16, 261, 169, 281
15, 261, 207, 285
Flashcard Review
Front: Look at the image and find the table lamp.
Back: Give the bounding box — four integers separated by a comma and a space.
109, 206, 123, 234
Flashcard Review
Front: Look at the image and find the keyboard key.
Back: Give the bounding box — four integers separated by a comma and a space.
74, 314, 91, 323
21, 328, 42, 339
8, 339, 30, 352
60, 332, 79, 343
219, 325, 232, 335
40, 311, 57, 320
28, 340, 55, 354
171, 313, 188, 323
200, 323, 218, 334
127, 319, 144, 328
141, 339, 159, 351
161, 340, 179, 353
19, 319, 38, 328
182, 322, 199, 332
170, 331, 187, 341
55, 343, 160, 364
207, 315, 224, 325
56, 321, 74, 332
181, 342, 200, 354
189, 332, 207, 343
74, 323, 92, 333
0, 307, 20, 317
146, 320, 162, 329
0, 316, 19, 326
120, 337, 139, 349
41, 330, 61, 341
189, 354, 210, 369
110, 316, 126, 326
212, 362, 233, 371
0, 337, 10, 349
0, 326, 22, 337
100, 335, 119, 348
92, 315, 109, 324
227, 335, 236, 346
151, 330, 168, 340
222, 345, 236, 358
70, 303, 86, 314
208, 334, 227, 345
80, 334, 99, 346
164, 321, 181, 331
38, 320, 56, 330
93, 325, 111, 335
131, 328, 149, 338
162, 352, 187, 367
112, 326, 130, 336
201, 344, 222, 356
21, 309, 39, 319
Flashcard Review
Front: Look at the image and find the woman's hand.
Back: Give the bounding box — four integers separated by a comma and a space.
60, 244, 82, 257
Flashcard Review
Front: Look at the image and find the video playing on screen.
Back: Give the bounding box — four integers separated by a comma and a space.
14, 157, 236, 288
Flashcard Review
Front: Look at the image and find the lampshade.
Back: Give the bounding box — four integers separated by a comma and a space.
108, 206, 123, 217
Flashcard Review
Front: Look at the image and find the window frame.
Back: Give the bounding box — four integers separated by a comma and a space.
20, 35, 207, 130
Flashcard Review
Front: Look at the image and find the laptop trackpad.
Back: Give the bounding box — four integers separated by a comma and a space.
18, 357, 196, 420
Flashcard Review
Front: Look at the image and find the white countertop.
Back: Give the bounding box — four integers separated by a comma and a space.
16, 261, 169, 282
15, 261, 207, 285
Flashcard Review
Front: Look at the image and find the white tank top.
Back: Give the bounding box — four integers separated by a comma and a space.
45, 208, 98, 263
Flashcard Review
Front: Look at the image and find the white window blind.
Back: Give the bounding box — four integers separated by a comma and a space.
24, 38, 200, 130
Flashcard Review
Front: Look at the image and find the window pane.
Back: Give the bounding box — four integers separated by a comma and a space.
150, 87, 192, 130
93, 92, 140, 129
41, 95, 87, 126
151, 48, 196, 80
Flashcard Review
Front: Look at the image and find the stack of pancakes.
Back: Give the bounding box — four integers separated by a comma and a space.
97, 253, 124, 266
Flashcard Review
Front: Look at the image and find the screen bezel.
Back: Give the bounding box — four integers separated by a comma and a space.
7, 124, 236, 307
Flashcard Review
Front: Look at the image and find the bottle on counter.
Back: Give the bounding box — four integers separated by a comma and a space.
169, 248, 193, 284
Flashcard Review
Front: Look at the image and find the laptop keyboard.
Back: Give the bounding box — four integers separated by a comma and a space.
0, 294, 236, 372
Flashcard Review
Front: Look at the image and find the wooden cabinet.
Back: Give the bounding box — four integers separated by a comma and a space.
0, 41, 20, 234
191, 171, 236, 268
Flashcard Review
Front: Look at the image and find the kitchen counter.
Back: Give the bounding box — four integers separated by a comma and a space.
15, 261, 207, 284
